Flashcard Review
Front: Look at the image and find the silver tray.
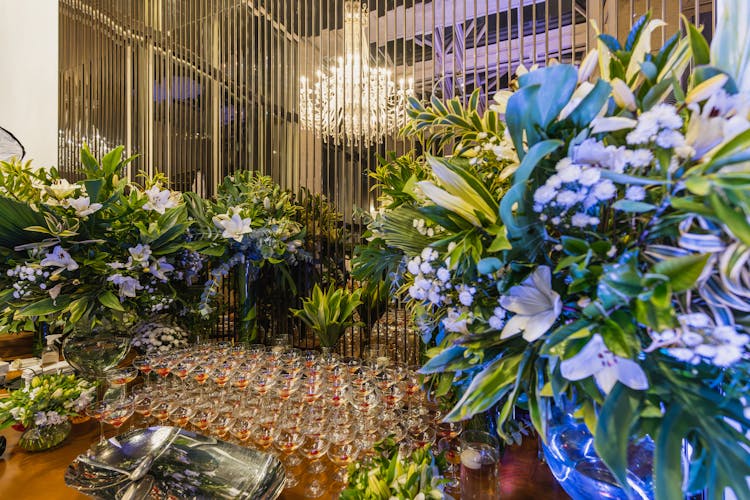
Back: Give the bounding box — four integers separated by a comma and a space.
65, 426, 285, 499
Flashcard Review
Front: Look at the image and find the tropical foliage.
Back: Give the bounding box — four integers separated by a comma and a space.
0, 147, 194, 333
340, 438, 446, 500
291, 283, 363, 347
354, 10, 750, 498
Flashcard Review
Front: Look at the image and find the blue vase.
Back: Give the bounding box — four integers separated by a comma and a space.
542, 400, 655, 499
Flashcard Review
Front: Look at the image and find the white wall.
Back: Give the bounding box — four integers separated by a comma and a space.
0, 0, 58, 167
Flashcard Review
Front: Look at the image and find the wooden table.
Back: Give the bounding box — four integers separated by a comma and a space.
0, 420, 568, 499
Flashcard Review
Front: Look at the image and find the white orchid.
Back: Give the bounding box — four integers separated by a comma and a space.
40, 246, 79, 273
66, 196, 102, 217
213, 213, 253, 242
128, 244, 152, 268
499, 266, 562, 341
143, 185, 180, 214
148, 257, 174, 281
560, 334, 649, 394
107, 274, 143, 298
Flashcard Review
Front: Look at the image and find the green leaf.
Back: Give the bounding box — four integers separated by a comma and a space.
613, 200, 657, 213
18, 297, 71, 317
652, 253, 711, 292
594, 384, 643, 494
568, 79, 611, 128
654, 405, 689, 500
98, 290, 125, 311
684, 16, 711, 65
709, 192, 750, 246
443, 354, 523, 421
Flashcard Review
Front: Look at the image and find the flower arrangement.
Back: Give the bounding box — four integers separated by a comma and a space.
354, 6, 750, 498
185, 170, 306, 341
0, 373, 96, 430
0, 146, 194, 333
340, 439, 447, 500
291, 283, 363, 348
131, 317, 190, 354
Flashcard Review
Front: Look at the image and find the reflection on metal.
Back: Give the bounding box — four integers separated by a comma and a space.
65, 426, 285, 499
59, 1, 716, 359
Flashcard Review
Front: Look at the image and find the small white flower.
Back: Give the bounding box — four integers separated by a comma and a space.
419, 262, 433, 274
557, 163, 583, 183
560, 334, 649, 393
534, 185, 557, 205
40, 246, 79, 272
143, 185, 179, 214
436, 268, 450, 283
628, 149, 654, 168
500, 266, 562, 341
571, 213, 598, 228
407, 257, 421, 276
625, 186, 646, 201
128, 244, 152, 268
67, 196, 102, 217
578, 168, 601, 186
421, 247, 437, 262
592, 180, 617, 201
107, 274, 143, 298
149, 257, 174, 281
556, 190, 579, 207
213, 213, 253, 242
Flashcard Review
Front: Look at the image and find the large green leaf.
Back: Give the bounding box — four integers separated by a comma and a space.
98, 290, 125, 312
443, 353, 523, 421
594, 384, 643, 495
0, 196, 49, 249
652, 253, 711, 292
654, 405, 689, 500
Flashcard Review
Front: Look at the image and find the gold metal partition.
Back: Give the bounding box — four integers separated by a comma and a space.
58, 0, 716, 359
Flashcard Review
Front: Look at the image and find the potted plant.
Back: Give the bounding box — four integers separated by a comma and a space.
291, 284, 363, 350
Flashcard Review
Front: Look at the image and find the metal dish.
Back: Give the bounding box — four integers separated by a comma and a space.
65, 426, 285, 499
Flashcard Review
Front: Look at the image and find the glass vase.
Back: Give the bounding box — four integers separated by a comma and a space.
543, 398, 654, 499
18, 419, 72, 452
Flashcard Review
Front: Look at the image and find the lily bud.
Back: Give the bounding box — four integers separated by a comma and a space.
686, 74, 729, 105
611, 78, 637, 111
578, 49, 599, 83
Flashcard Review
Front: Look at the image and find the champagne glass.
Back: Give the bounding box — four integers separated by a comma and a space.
329, 440, 359, 483
189, 407, 217, 432
169, 401, 195, 428
230, 417, 253, 444
150, 400, 172, 424
85, 400, 111, 446
300, 434, 330, 498
132, 356, 153, 386
133, 394, 153, 426
107, 367, 138, 390
102, 396, 135, 433
274, 428, 305, 486
210, 415, 234, 439
251, 423, 278, 450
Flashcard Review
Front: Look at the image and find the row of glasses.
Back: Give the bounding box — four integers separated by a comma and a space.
125, 342, 436, 498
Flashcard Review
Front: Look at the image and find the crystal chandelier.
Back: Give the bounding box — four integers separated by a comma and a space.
299, 1, 414, 147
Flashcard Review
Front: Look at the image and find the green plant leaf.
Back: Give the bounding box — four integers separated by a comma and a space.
98, 290, 125, 311
652, 253, 711, 292
594, 384, 643, 494
684, 16, 711, 66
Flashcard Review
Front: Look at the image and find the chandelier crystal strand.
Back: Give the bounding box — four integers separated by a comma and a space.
299, 1, 414, 147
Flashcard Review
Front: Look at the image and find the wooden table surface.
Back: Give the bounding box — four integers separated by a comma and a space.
0, 419, 569, 500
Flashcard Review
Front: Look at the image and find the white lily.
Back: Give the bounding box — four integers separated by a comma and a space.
590, 116, 638, 134
560, 334, 649, 394
417, 181, 482, 227
143, 185, 179, 214
44, 179, 80, 200
499, 266, 562, 341
686, 74, 729, 105
214, 213, 253, 242
40, 246, 79, 272
107, 274, 143, 298
611, 78, 637, 111
128, 244, 152, 268
578, 49, 599, 83
489, 90, 513, 114
149, 257, 174, 281
67, 196, 102, 217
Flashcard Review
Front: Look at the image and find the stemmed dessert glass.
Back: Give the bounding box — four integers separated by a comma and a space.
300, 434, 331, 498
85, 400, 111, 446
102, 396, 135, 434
132, 356, 153, 386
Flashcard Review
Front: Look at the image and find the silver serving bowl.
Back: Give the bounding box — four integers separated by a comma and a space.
65, 426, 285, 499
